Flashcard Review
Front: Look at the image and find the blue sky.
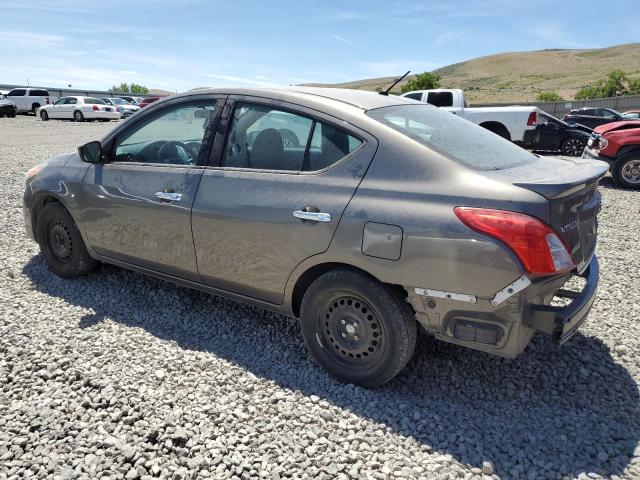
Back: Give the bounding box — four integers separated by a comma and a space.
0, 0, 638, 92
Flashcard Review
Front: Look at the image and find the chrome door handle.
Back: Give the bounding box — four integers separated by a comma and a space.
292, 210, 332, 223
155, 191, 182, 202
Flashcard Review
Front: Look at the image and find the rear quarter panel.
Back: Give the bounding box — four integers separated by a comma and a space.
286, 130, 549, 300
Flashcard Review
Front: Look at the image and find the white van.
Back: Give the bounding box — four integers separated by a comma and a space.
6, 88, 51, 114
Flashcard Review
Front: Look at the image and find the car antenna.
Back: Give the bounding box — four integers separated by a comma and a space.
379, 70, 410, 96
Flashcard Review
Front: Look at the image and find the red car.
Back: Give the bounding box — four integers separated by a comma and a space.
138, 96, 161, 108
583, 120, 640, 189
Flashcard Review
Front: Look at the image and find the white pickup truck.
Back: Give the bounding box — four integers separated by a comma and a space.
401, 88, 540, 144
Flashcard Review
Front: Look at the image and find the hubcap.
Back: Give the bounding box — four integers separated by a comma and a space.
564, 138, 584, 156
322, 295, 382, 362
48, 221, 73, 262
622, 160, 640, 184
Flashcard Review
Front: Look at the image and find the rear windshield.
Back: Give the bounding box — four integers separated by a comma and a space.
366, 104, 537, 171
426, 91, 453, 107
30, 89, 49, 96
83, 97, 105, 104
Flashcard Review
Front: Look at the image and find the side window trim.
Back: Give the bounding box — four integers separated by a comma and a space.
106, 96, 226, 167
208, 95, 367, 174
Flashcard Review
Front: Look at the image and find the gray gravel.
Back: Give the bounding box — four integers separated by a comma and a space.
1, 115, 640, 480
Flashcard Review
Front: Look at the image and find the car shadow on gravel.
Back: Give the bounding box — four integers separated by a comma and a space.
24, 256, 640, 479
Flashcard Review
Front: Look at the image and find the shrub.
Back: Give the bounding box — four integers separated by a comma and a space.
536, 91, 563, 102
400, 72, 441, 93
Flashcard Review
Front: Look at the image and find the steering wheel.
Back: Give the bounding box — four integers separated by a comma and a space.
157, 140, 199, 165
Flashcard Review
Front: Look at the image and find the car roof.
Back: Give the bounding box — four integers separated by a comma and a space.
180, 86, 415, 112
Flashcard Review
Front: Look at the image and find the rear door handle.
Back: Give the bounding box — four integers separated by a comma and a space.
293, 210, 332, 223
155, 191, 182, 202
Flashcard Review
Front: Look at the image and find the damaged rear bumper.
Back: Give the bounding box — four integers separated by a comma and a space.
527, 255, 599, 345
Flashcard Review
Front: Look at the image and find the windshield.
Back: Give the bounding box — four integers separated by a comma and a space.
366, 104, 537, 171
540, 113, 569, 127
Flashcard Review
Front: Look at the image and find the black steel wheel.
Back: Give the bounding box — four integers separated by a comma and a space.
561, 137, 586, 156
300, 269, 416, 387
37, 202, 98, 278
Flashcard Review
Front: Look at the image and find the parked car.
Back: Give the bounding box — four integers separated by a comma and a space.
38, 96, 121, 122
622, 110, 640, 120
24, 87, 606, 387
521, 112, 591, 156
138, 96, 161, 108
101, 97, 141, 118
6, 87, 51, 114
400, 88, 540, 142
0, 94, 17, 117
118, 96, 143, 105
563, 107, 624, 129
583, 120, 640, 189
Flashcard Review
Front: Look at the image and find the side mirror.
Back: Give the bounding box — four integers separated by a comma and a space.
78, 140, 103, 164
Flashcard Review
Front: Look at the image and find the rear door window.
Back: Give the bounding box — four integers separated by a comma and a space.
425, 91, 453, 107
8, 89, 25, 96
304, 122, 362, 171
222, 104, 313, 171
30, 89, 49, 96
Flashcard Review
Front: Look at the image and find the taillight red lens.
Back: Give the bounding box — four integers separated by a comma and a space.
527, 111, 537, 126
92, 105, 99, 111
454, 207, 575, 276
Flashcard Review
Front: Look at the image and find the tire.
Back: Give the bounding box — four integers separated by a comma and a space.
561, 137, 586, 156
74, 110, 84, 122
40, 110, 49, 121
300, 269, 417, 388
36, 202, 98, 278
612, 153, 640, 190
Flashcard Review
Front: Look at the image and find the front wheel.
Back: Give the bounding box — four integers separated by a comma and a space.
612, 154, 640, 190
40, 110, 49, 121
300, 269, 417, 388
37, 202, 98, 278
561, 137, 586, 156
74, 110, 84, 122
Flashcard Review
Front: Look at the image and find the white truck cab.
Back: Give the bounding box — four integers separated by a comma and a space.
401, 88, 539, 144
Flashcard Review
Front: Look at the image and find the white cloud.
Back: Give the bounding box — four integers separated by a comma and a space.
329, 34, 365, 50
524, 23, 592, 49
0, 31, 65, 48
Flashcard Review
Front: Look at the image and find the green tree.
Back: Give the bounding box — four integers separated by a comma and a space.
628, 78, 640, 95
109, 82, 149, 94
400, 72, 441, 93
130, 83, 149, 94
574, 70, 629, 100
536, 91, 563, 102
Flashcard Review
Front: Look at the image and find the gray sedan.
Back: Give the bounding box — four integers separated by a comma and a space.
23, 88, 608, 387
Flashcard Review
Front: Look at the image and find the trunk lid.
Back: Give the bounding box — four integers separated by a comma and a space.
483, 156, 608, 273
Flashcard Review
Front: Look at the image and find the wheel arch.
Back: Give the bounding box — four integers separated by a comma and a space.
289, 261, 407, 318
617, 144, 640, 159
479, 121, 511, 140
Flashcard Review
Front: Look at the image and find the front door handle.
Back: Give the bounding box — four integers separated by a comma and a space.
155, 191, 182, 202
293, 209, 332, 223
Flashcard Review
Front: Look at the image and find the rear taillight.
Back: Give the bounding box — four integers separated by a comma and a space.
92, 105, 99, 111
45, 97, 50, 104
454, 207, 575, 276
527, 111, 537, 126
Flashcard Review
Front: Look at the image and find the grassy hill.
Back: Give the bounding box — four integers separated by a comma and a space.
305, 43, 640, 104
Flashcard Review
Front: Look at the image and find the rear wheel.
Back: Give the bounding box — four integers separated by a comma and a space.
40, 110, 49, 121
612, 153, 640, 190
37, 202, 98, 278
300, 269, 417, 388
74, 110, 84, 122
480, 122, 511, 141
561, 137, 586, 156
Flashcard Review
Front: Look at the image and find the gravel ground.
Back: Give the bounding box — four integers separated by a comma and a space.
1, 115, 639, 480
